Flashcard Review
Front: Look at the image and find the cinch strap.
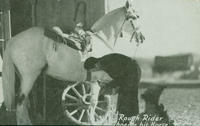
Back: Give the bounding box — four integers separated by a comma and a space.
86, 70, 91, 81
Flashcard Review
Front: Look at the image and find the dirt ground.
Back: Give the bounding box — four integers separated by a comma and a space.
138, 88, 200, 126
0, 79, 200, 125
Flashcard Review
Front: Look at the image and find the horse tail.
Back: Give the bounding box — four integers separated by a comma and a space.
2, 46, 15, 111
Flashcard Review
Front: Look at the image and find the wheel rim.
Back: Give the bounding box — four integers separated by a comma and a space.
62, 82, 111, 125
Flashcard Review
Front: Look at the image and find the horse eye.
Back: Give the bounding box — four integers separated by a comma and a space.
131, 16, 137, 20
132, 9, 136, 13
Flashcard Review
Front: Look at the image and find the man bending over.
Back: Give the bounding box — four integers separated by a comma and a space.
84, 53, 141, 124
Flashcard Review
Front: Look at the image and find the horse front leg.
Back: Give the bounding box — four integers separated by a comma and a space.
87, 82, 101, 124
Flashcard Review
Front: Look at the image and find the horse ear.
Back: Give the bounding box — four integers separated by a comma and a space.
126, 0, 134, 9
125, 1, 130, 9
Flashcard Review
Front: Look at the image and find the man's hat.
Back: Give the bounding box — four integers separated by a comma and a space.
84, 57, 99, 70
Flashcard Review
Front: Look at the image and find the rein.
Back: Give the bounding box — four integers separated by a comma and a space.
113, 17, 126, 46
113, 7, 140, 46
86, 70, 92, 81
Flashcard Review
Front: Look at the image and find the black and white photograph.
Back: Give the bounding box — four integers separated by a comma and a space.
0, 0, 200, 125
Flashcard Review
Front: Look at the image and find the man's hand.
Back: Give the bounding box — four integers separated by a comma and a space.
90, 70, 113, 82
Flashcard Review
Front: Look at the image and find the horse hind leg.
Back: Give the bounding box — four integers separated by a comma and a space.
16, 95, 31, 125
16, 71, 41, 125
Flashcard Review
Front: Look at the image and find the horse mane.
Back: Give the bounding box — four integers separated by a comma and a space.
91, 7, 126, 32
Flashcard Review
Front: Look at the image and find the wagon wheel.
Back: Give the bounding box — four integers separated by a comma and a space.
61, 81, 111, 125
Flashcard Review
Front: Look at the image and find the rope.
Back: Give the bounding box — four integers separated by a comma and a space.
133, 43, 140, 58
113, 17, 126, 46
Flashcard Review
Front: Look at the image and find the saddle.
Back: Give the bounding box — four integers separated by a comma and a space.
44, 24, 92, 53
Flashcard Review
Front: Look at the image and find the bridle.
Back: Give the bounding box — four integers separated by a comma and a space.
114, 7, 140, 46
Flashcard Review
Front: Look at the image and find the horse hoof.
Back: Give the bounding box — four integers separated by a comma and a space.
17, 117, 32, 125
17, 121, 32, 125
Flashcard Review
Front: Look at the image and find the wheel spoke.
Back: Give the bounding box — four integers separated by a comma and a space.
63, 102, 79, 107
82, 84, 86, 95
72, 86, 82, 99
95, 112, 101, 120
78, 109, 85, 121
70, 109, 78, 116
98, 101, 107, 104
65, 94, 79, 102
86, 109, 90, 116
96, 106, 106, 112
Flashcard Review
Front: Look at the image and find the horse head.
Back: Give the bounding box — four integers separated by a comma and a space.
91, 1, 145, 51
124, 1, 145, 44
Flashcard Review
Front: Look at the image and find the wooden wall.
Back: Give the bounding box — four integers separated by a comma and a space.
10, 0, 32, 35
36, 0, 105, 32
10, 0, 106, 35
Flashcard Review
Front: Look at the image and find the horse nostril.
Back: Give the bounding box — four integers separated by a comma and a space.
132, 16, 137, 20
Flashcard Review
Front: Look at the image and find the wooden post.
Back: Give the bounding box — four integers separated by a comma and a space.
43, 72, 46, 123
30, 0, 37, 26
29, 0, 38, 113
0, 0, 11, 56
104, 0, 110, 14
29, 0, 48, 123
0, 11, 5, 56
31, 0, 47, 121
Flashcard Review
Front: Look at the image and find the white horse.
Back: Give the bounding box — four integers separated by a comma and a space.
2, 1, 144, 124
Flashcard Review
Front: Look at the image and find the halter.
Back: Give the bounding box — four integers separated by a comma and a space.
114, 7, 140, 46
